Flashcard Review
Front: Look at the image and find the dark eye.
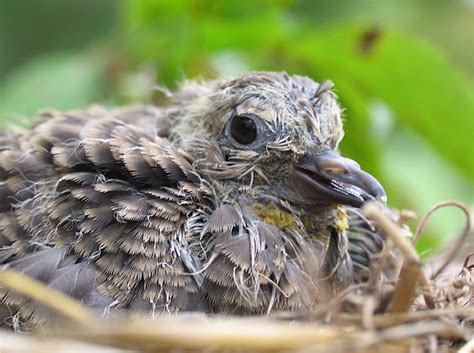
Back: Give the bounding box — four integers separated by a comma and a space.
230, 115, 257, 145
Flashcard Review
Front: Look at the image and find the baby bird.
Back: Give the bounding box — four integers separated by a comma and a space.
0, 72, 388, 329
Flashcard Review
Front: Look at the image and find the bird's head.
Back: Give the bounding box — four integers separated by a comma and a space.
172, 72, 386, 210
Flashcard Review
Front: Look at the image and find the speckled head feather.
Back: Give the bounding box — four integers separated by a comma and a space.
0, 72, 393, 329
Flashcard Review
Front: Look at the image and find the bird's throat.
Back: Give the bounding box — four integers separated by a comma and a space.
251, 200, 348, 235
252, 202, 295, 229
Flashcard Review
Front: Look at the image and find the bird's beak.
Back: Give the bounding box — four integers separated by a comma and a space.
291, 150, 386, 207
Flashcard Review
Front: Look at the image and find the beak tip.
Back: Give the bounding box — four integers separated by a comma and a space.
372, 187, 387, 204
377, 194, 388, 204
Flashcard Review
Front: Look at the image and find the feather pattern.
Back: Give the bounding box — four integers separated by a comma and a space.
0, 107, 212, 328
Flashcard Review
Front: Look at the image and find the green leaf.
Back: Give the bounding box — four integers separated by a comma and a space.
123, 0, 296, 85
287, 24, 474, 182
0, 52, 105, 122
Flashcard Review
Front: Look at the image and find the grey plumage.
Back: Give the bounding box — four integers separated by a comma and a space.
0, 72, 393, 329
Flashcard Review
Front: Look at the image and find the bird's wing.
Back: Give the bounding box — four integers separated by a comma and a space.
0, 106, 212, 329
346, 207, 397, 284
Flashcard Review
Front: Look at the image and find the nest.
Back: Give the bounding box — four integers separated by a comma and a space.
0, 201, 472, 353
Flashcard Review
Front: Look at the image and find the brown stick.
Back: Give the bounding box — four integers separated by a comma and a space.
388, 260, 419, 313
0, 269, 95, 327
363, 203, 435, 310
413, 201, 470, 246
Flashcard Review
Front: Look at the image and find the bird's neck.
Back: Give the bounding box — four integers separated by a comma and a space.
220, 189, 347, 239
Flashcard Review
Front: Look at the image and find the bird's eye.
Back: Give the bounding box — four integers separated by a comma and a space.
230, 115, 257, 145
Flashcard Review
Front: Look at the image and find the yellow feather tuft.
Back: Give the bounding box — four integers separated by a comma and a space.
253, 202, 295, 229
335, 206, 349, 231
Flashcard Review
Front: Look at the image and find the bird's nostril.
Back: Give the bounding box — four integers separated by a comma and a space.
324, 167, 346, 175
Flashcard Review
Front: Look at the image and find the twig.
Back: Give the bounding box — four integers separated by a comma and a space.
371, 320, 465, 343
333, 307, 474, 328
0, 269, 95, 327
413, 201, 470, 246
397, 209, 417, 226
363, 203, 435, 309
411, 201, 472, 279
301, 321, 465, 353
65, 317, 348, 351
429, 202, 471, 279
388, 260, 419, 313
461, 253, 474, 271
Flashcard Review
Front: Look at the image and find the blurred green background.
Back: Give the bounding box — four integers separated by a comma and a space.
0, 0, 473, 253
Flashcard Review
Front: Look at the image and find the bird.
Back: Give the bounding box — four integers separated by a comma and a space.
0, 71, 390, 330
